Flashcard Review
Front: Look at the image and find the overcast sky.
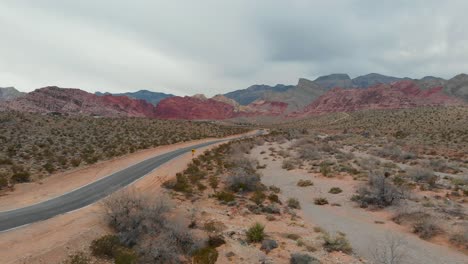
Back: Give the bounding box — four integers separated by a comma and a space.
1, 1, 467, 96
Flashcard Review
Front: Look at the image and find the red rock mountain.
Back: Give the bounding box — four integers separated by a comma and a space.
154, 96, 237, 120
154, 94, 290, 120
1, 86, 158, 117
290, 81, 463, 117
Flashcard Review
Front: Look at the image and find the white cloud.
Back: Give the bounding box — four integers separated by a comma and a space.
0, 0, 467, 96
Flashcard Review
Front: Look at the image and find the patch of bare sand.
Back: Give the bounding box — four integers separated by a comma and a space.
0, 133, 252, 264
252, 141, 468, 264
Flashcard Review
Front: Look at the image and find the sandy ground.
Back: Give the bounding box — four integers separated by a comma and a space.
251, 142, 468, 264
0, 132, 254, 264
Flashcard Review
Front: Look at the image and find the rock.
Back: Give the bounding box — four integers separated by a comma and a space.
227, 201, 237, 207
290, 253, 321, 264
225, 251, 236, 258
260, 239, 278, 253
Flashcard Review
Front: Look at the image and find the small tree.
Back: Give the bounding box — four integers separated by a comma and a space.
371, 234, 407, 264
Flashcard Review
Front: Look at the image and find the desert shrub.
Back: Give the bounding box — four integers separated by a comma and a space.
290, 253, 320, 264
0, 157, 13, 165
319, 162, 332, 177
278, 149, 291, 158
70, 158, 81, 167
329, 187, 342, 194
192, 247, 218, 264
203, 220, 226, 233
407, 168, 437, 187
376, 145, 404, 160
0, 176, 8, 189
371, 234, 407, 264
214, 191, 235, 203
10, 170, 31, 183
412, 218, 441, 239
103, 191, 170, 247
261, 239, 278, 253
172, 173, 192, 193
322, 232, 352, 254
357, 157, 380, 171
297, 179, 313, 187
226, 167, 261, 192
314, 197, 329, 205
90, 234, 121, 258
63, 252, 90, 264
352, 172, 406, 208
287, 198, 301, 209
114, 247, 138, 264
297, 145, 320, 160
43, 162, 55, 173
250, 190, 266, 205
208, 175, 219, 191
246, 222, 265, 242
207, 235, 226, 248
428, 159, 459, 173
268, 193, 281, 204
286, 233, 301, 240
449, 226, 468, 249
282, 159, 296, 170
269, 185, 281, 193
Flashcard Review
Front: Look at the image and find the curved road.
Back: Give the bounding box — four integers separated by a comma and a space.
0, 133, 256, 232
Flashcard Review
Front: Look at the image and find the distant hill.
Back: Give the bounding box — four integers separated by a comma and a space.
96, 90, 174, 105
290, 80, 463, 117
351, 73, 410, 88
0, 87, 25, 101
3, 86, 158, 117
314, 73, 353, 89
260, 78, 327, 112
443, 74, 468, 102
224, 84, 294, 105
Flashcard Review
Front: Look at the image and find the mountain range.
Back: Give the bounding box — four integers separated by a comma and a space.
1, 73, 466, 120
95, 90, 174, 105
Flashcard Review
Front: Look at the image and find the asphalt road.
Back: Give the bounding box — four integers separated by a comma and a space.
0, 134, 253, 232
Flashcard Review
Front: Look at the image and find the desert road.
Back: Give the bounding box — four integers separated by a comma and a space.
0, 132, 258, 232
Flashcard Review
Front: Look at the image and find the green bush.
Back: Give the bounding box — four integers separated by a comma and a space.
328, 187, 342, 194
268, 193, 281, 204
297, 179, 313, 187
246, 222, 265, 242
269, 185, 281, 193
322, 233, 352, 254
192, 247, 218, 264
314, 197, 329, 205
287, 198, 301, 209
173, 173, 192, 193
0, 176, 8, 189
63, 252, 90, 264
319, 162, 331, 177
250, 190, 266, 205
114, 247, 138, 264
11, 171, 31, 183
214, 191, 235, 202
90, 234, 121, 258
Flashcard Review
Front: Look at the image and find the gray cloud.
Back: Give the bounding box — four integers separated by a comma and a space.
0, 0, 467, 96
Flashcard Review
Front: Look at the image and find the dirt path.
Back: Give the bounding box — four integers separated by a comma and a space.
0, 132, 255, 264
251, 143, 468, 264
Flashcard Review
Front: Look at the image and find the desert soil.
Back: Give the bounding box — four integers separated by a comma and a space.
251, 142, 468, 264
